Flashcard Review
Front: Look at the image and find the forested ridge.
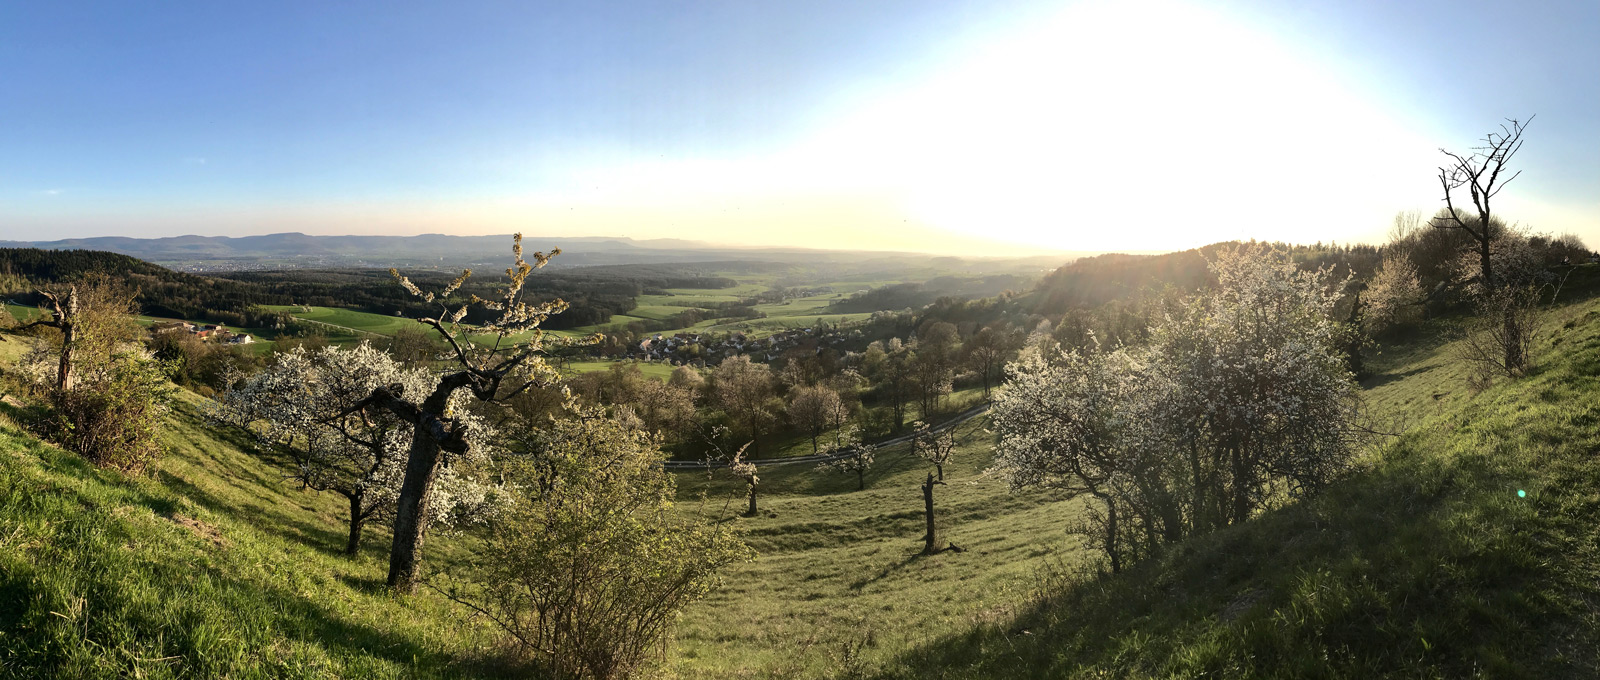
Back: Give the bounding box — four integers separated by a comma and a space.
0, 248, 739, 330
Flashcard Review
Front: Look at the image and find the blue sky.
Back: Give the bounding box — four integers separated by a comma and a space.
2, 0, 1596, 253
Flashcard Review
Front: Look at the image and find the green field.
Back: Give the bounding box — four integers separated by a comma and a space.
3, 303, 42, 324
563, 359, 678, 381
263, 305, 413, 337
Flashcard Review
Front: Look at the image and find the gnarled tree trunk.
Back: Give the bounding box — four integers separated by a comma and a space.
388, 432, 443, 591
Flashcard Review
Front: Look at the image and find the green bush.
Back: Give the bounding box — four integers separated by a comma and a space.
443, 411, 753, 680
52, 351, 175, 474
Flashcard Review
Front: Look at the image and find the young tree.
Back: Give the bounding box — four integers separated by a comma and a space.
50, 348, 175, 474
727, 442, 760, 517
353, 234, 590, 592
441, 411, 752, 679
910, 420, 957, 482
817, 427, 876, 491
216, 343, 499, 555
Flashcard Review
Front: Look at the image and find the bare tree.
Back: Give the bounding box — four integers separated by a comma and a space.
921, 471, 945, 555
1431, 117, 1533, 371
1431, 116, 1532, 288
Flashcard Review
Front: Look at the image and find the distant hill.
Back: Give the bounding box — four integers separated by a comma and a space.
0, 232, 1085, 273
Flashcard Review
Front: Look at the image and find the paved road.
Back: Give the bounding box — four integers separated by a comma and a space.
662, 402, 991, 470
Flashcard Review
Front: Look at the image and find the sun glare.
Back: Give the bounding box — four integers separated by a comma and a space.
524, 0, 1445, 254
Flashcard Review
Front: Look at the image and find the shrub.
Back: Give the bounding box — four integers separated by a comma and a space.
52, 350, 174, 474
443, 411, 752, 680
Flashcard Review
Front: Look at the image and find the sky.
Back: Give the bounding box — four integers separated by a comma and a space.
1, 0, 1596, 255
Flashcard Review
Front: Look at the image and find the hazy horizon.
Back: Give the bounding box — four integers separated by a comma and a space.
4, 0, 1597, 255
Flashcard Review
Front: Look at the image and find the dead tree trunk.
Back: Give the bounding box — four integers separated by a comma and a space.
55, 287, 79, 392
13, 287, 80, 392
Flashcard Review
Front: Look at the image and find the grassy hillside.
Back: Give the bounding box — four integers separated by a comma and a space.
0, 392, 516, 679
666, 416, 1083, 679
871, 298, 1600, 679
4, 289, 1598, 678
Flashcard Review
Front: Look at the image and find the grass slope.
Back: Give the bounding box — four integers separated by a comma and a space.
0, 393, 513, 679
4, 292, 1596, 679
874, 298, 1600, 679
667, 416, 1085, 679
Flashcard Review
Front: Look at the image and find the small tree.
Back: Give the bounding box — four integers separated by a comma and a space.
51, 349, 175, 474
1364, 252, 1424, 334
910, 420, 957, 482
441, 411, 752, 680
727, 442, 759, 517
817, 427, 875, 491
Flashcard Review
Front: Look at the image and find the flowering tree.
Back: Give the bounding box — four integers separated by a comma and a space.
1363, 253, 1424, 334
817, 426, 876, 491
992, 348, 1156, 572
787, 384, 841, 453
216, 343, 499, 555
711, 355, 777, 453
993, 244, 1360, 571
909, 420, 957, 482
727, 442, 760, 517
356, 234, 594, 592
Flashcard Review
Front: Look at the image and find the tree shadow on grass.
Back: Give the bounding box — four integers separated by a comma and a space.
849, 550, 940, 591
153, 468, 349, 555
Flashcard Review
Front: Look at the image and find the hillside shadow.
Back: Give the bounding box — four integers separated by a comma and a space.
875, 432, 1595, 679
